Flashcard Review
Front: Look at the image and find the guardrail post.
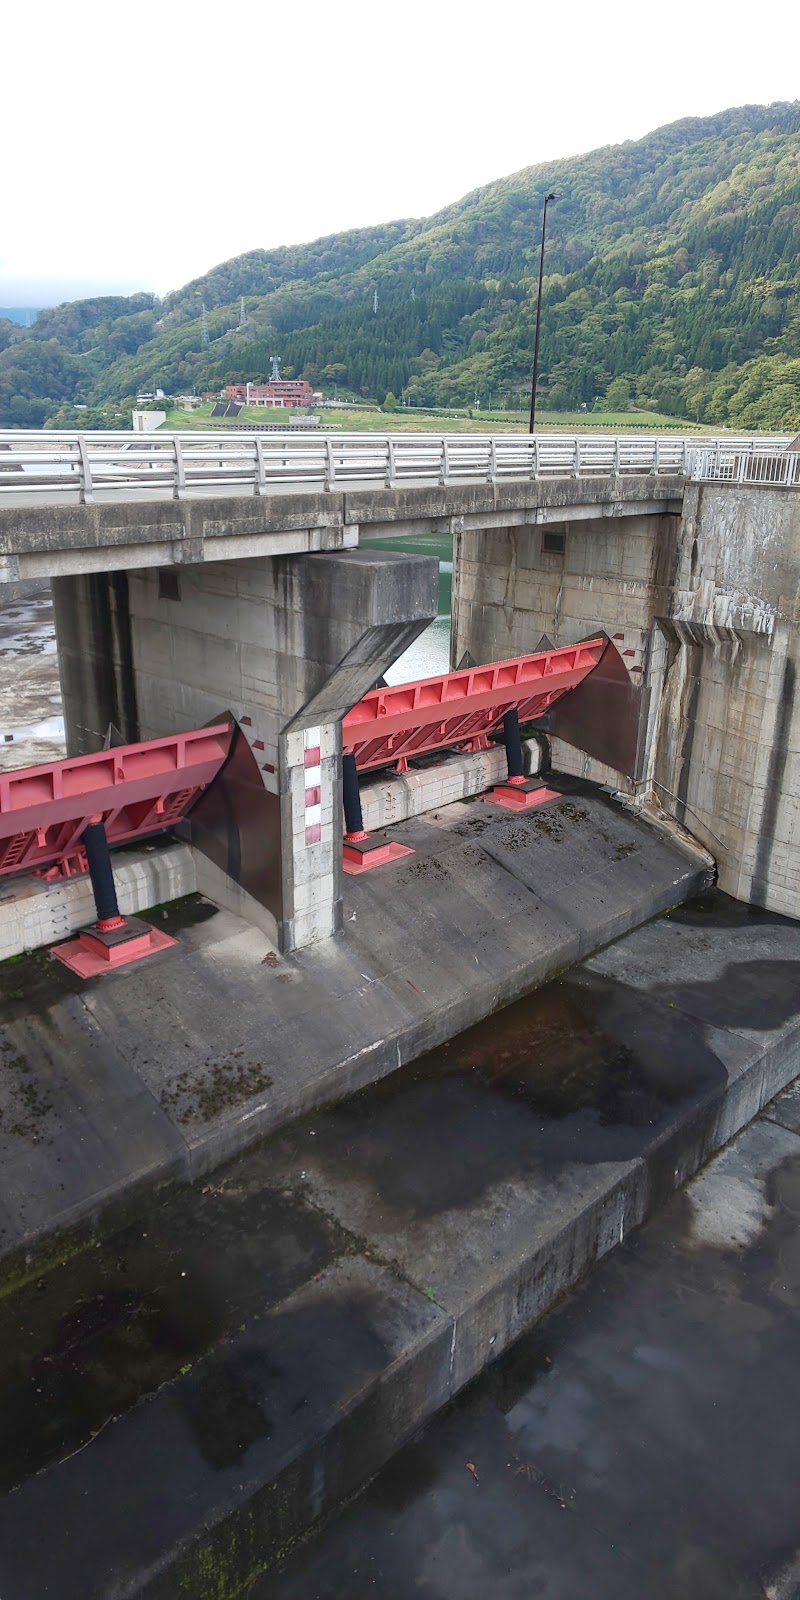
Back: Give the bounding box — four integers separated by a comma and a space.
681, 440, 688, 475
173, 437, 186, 500
573, 438, 581, 477
325, 438, 336, 490
531, 437, 539, 480
488, 438, 497, 483
254, 436, 267, 495
440, 439, 450, 485
77, 436, 94, 504
713, 441, 721, 479
614, 437, 621, 476
386, 438, 397, 488
654, 437, 661, 474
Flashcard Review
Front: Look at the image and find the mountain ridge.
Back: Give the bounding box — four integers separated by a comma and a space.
2, 100, 799, 429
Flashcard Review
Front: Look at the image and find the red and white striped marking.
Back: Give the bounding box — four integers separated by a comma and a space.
303, 727, 322, 845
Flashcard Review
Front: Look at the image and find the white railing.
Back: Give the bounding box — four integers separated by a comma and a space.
688, 444, 800, 487
0, 430, 791, 505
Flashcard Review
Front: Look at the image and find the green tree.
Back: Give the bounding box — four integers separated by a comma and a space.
382, 390, 398, 412
604, 377, 630, 412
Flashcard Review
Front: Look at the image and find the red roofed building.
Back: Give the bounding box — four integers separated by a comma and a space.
224, 362, 319, 409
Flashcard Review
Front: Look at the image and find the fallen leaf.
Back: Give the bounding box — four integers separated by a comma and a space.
466, 1461, 479, 1484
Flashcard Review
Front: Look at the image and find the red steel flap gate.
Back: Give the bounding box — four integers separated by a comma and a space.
0, 724, 233, 880
342, 637, 606, 773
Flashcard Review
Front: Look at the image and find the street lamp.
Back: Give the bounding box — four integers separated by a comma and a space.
528, 192, 557, 434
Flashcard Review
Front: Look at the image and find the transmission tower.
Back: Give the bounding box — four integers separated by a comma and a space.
239, 296, 245, 327
201, 302, 210, 346
373, 288, 378, 315
270, 354, 281, 381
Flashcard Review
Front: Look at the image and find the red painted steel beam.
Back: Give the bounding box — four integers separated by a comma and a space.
343, 638, 606, 772
0, 723, 232, 879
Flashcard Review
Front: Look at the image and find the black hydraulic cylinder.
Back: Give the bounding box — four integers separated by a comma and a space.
342, 753, 365, 837
83, 821, 120, 924
503, 709, 525, 779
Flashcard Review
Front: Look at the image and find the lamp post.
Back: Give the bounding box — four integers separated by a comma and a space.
528, 191, 557, 435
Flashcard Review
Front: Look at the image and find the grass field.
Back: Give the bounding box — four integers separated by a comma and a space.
160, 403, 711, 434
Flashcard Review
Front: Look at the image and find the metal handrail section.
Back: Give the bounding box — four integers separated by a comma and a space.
343, 637, 606, 771
0, 430, 790, 504
687, 447, 800, 487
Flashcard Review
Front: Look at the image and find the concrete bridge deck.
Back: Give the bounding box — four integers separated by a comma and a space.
4, 425, 789, 581
0, 470, 684, 581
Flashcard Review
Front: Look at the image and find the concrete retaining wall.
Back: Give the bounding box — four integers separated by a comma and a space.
359, 739, 542, 830
0, 844, 196, 963
453, 484, 800, 920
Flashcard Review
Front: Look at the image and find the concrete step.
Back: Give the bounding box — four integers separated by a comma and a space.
0, 781, 710, 1284
0, 894, 798, 1599
260, 1102, 800, 1600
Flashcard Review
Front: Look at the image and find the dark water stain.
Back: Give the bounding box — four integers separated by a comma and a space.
263, 1149, 800, 1600
0, 894, 218, 1025
132, 891, 220, 937
176, 1291, 393, 1473
309, 966, 728, 1219
666, 888, 798, 932
0, 1183, 346, 1492
655, 957, 800, 1033
753, 656, 796, 902
0, 947, 88, 1025
179, 1347, 277, 1470
369, 1433, 446, 1514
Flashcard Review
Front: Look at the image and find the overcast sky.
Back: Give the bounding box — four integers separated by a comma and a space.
2, 0, 797, 306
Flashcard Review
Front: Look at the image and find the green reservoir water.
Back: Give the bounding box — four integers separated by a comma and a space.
360, 532, 452, 684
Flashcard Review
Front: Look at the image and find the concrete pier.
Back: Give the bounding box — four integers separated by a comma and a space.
52, 548, 438, 950
453, 481, 800, 921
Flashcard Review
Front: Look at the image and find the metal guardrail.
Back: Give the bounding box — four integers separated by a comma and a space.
0, 430, 791, 505
688, 446, 800, 487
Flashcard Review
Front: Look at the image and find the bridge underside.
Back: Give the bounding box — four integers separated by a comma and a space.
0, 474, 683, 581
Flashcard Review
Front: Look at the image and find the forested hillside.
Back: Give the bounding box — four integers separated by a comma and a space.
2, 102, 800, 429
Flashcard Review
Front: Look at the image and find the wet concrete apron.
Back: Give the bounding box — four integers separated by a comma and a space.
0, 895, 799, 1598
263, 1097, 800, 1600
0, 783, 709, 1276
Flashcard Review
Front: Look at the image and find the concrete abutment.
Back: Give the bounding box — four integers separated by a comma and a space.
51, 547, 438, 950
451, 483, 800, 920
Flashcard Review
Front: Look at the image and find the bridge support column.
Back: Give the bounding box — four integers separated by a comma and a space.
452, 513, 678, 786
51, 572, 139, 754
121, 548, 437, 951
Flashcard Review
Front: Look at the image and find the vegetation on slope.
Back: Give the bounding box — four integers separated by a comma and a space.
1, 102, 799, 430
